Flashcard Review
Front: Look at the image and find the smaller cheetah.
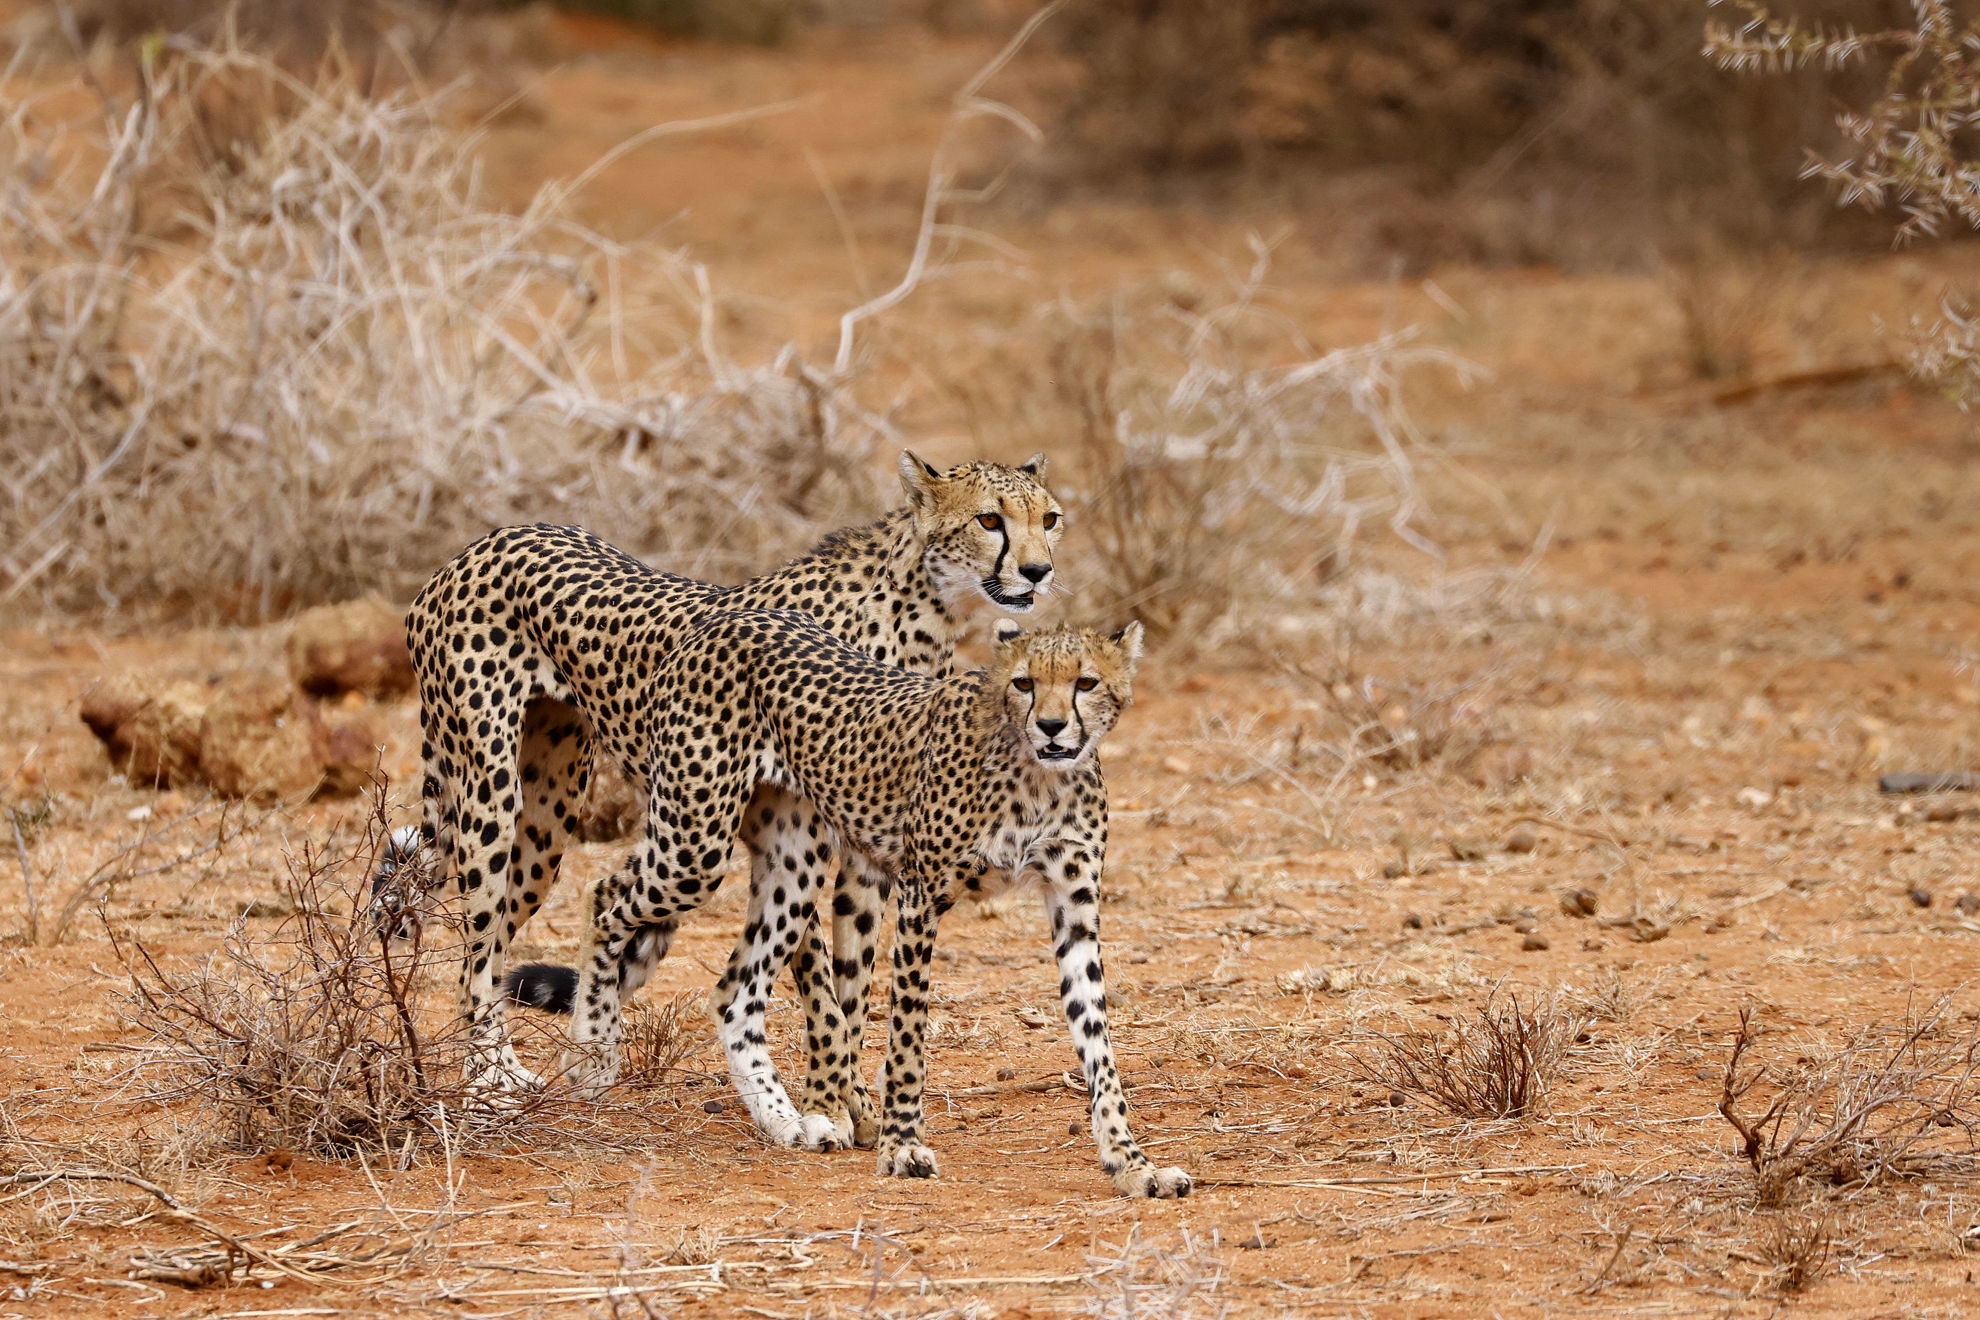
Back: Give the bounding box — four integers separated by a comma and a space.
559, 609, 1191, 1198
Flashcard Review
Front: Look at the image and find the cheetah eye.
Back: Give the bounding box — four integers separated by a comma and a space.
977, 513, 1003, 531
1012, 676, 1033, 692
1042, 511, 1060, 530
1075, 676, 1098, 692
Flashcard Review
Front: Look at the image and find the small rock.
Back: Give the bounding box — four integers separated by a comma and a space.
1926, 802, 1964, 823
79, 675, 208, 788
1449, 839, 1487, 863
1693, 1068, 1717, 1081
995, 1066, 1017, 1082
1402, 912, 1425, 930
1504, 827, 1537, 855
1957, 893, 1980, 916
702, 1099, 726, 1114
1513, 919, 1539, 935
1068, 1121, 1082, 1135
1909, 887, 1934, 909
286, 597, 413, 699
1381, 860, 1406, 880
1582, 937, 1605, 952
1560, 889, 1599, 918
1521, 933, 1551, 951
1388, 1091, 1407, 1107
1014, 1006, 1050, 1029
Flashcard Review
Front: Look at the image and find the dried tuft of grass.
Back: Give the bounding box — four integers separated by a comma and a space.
1756, 1209, 1835, 1296
1351, 990, 1582, 1120
1717, 1001, 1980, 1207
620, 990, 713, 1089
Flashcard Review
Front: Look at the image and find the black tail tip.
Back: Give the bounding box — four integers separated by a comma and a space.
505, 963, 577, 1014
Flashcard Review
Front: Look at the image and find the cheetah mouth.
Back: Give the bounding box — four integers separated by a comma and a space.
1035, 744, 1081, 761
980, 578, 1036, 611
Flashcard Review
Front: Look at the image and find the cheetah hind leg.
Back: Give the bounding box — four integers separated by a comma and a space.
710, 824, 845, 1151
791, 920, 856, 1151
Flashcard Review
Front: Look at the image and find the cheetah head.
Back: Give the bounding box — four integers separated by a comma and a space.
899, 450, 1063, 613
990, 619, 1143, 770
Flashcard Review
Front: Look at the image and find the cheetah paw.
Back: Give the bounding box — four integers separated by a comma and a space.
559, 1049, 622, 1100
798, 1112, 854, 1152
877, 1143, 940, 1179
848, 1096, 880, 1149
463, 1056, 545, 1100
1114, 1164, 1193, 1199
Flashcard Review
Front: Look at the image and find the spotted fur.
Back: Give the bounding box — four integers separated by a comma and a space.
401, 452, 1062, 1152
559, 610, 1189, 1198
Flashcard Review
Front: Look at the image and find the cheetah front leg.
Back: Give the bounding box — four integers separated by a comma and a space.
1043, 852, 1191, 1199
874, 865, 941, 1179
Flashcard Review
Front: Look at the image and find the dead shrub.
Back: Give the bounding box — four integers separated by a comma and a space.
1717, 1002, 1980, 1207
1016, 256, 1462, 643
1351, 990, 1582, 1119
114, 817, 562, 1160
0, 39, 880, 617
1710, 1, 1980, 400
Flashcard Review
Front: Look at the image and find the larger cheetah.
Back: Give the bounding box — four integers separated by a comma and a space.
401, 452, 1061, 1151
555, 608, 1189, 1198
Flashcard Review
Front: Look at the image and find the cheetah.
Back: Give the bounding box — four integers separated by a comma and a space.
399, 452, 1062, 1152
555, 608, 1191, 1198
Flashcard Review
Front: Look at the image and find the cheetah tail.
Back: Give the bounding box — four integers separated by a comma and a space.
504, 963, 578, 1014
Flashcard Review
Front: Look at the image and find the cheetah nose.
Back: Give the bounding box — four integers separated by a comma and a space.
1019, 562, 1051, 584
1036, 718, 1067, 737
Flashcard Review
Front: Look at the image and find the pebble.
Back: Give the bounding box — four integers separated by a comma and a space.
1958, 894, 1980, 916
1382, 861, 1407, 880
1402, 913, 1425, 930
1068, 1122, 1082, 1135
702, 1099, 726, 1114
1693, 1068, 1718, 1081
1561, 888, 1599, 918
1388, 1091, 1408, 1107
996, 1066, 1017, 1082
1513, 919, 1539, 935
1910, 887, 1934, 908
1522, 933, 1551, 951
1504, 827, 1537, 854
1449, 840, 1487, 863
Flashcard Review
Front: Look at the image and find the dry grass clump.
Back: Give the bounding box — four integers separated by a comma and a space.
1756, 1209, 1835, 1296
619, 990, 715, 1089
115, 821, 558, 1160
1006, 255, 1463, 641
0, 39, 879, 617
1717, 1002, 1980, 1207
1351, 991, 1583, 1120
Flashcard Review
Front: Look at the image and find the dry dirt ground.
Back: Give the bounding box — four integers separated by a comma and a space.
8, 11, 1980, 1319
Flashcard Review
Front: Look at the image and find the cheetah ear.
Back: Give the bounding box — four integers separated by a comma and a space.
898, 450, 943, 511
1019, 452, 1047, 479
1110, 621, 1145, 665
992, 619, 1025, 648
